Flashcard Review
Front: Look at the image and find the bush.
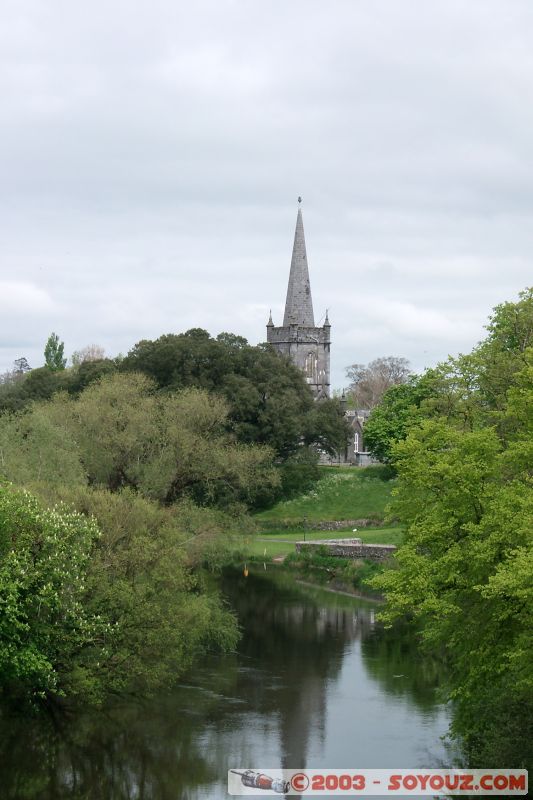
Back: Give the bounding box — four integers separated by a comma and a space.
0, 484, 240, 706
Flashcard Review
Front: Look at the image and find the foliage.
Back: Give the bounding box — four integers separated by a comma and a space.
362, 373, 436, 463
284, 547, 383, 592
0, 329, 349, 462
0, 397, 86, 489
0, 359, 30, 390
43, 333, 66, 372
256, 466, 395, 522
68, 373, 279, 506
66, 357, 117, 395
0, 373, 279, 510
0, 484, 240, 705
121, 330, 349, 459
278, 448, 321, 501
0, 367, 68, 413
303, 396, 350, 455
345, 356, 411, 409
250, 447, 321, 510
0, 359, 117, 413
372, 289, 533, 770
0, 485, 104, 702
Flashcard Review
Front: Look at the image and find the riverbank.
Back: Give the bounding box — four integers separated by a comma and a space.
246, 467, 399, 597
242, 540, 389, 599
0, 568, 451, 798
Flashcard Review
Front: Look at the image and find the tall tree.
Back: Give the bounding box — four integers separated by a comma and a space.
345, 356, 411, 409
44, 332, 66, 371
372, 288, 533, 770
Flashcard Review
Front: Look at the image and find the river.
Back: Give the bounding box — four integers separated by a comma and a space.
0, 567, 451, 799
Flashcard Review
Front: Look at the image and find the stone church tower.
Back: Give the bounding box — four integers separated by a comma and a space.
267, 203, 331, 399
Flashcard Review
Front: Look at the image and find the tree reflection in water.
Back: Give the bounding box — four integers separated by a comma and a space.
0, 568, 449, 800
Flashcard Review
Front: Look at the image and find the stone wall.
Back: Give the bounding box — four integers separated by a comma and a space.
295, 538, 396, 563
260, 518, 382, 531
312, 519, 377, 531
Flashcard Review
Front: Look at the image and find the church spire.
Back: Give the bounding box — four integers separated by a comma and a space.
283, 204, 315, 327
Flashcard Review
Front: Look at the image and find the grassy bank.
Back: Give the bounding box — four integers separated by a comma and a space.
239, 465, 399, 596
255, 465, 395, 523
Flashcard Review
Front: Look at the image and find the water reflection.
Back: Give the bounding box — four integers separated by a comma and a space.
0, 568, 450, 799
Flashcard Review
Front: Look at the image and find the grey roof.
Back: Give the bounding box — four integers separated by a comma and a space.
283, 207, 315, 326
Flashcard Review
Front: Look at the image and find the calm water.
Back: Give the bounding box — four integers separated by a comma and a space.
0, 568, 451, 799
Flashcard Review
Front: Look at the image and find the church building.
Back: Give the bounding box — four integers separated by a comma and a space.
266, 202, 331, 400
267, 201, 373, 466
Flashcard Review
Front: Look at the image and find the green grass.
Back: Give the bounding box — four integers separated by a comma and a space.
245, 539, 297, 559
258, 527, 404, 546
256, 465, 395, 523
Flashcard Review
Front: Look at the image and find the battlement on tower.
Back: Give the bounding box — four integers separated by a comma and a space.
266, 324, 330, 346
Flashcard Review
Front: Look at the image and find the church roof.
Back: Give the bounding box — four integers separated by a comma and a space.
283, 206, 315, 327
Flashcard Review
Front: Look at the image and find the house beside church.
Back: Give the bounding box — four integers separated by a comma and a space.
267, 202, 374, 465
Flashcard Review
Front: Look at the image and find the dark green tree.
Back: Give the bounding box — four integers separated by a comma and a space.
121, 331, 348, 459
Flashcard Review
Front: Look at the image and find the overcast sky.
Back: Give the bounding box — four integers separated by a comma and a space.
1, 0, 532, 389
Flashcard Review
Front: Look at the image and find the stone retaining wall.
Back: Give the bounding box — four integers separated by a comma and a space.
295, 538, 396, 563
260, 518, 381, 531
313, 519, 377, 531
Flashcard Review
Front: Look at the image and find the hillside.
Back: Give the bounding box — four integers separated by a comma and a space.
256, 465, 395, 524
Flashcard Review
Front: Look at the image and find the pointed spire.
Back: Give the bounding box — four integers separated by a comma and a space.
267, 309, 274, 327
324, 309, 330, 327
283, 205, 315, 327
340, 388, 347, 412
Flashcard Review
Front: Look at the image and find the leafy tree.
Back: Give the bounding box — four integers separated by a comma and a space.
0, 367, 67, 413
44, 332, 66, 371
303, 396, 351, 456
0, 485, 105, 702
345, 356, 411, 409
374, 419, 532, 768
216, 332, 248, 349
476, 287, 533, 411
2, 328, 348, 462
66, 357, 117, 395
0, 397, 86, 488
121, 331, 348, 459
372, 290, 533, 769
0, 483, 240, 705
1, 373, 280, 510
362, 374, 434, 463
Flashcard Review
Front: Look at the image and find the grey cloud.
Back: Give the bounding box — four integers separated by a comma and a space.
1, 0, 532, 386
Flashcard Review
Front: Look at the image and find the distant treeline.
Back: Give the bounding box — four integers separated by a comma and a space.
0, 328, 349, 465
